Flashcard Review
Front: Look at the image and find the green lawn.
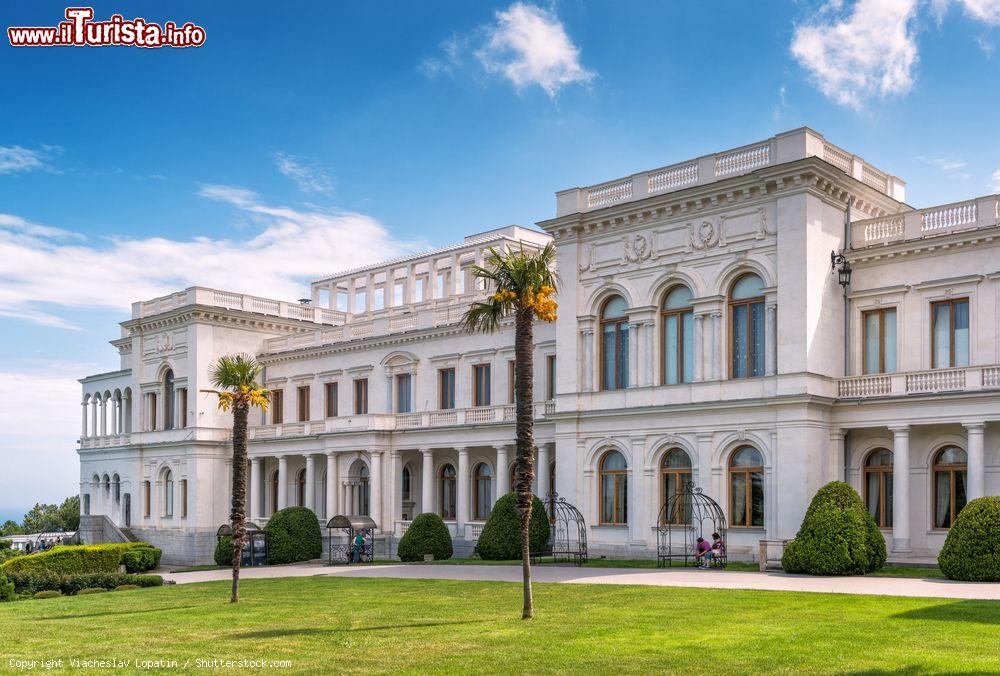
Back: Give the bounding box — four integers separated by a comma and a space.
2, 577, 996, 674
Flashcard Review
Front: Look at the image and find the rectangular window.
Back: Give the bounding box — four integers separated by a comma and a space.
270, 389, 283, 424
324, 382, 338, 417
473, 364, 491, 407
355, 291, 367, 312
546, 355, 556, 400
83, 494, 91, 515
393, 282, 404, 306
932, 298, 969, 368
436, 272, 446, 298
297, 386, 310, 422
336, 291, 348, 312
439, 368, 456, 409
731, 300, 765, 378
508, 360, 516, 404
354, 378, 369, 414
663, 311, 695, 384
863, 308, 898, 374
178, 388, 188, 427
396, 373, 412, 413
148, 393, 157, 431
415, 278, 425, 301
180, 479, 188, 519
143, 481, 150, 517
373, 287, 385, 311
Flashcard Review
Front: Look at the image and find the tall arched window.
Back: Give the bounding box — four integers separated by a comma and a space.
598, 450, 628, 525
729, 274, 765, 379
729, 446, 764, 527
661, 286, 694, 385
112, 474, 121, 504
660, 449, 693, 524
439, 464, 457, 520
163, 369, 175, 430
296, 468, 307, 507
473, 463, 493, 520
163, 469, 174, 518
864, 449, 893, 528
401, 465, 412, 502
348, 461, 370, 516
600, 296, 630, 390
269, 470, 279, 516
933, 446, 967, 529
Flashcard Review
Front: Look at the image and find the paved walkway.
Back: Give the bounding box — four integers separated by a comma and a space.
162, 563, 1000, 600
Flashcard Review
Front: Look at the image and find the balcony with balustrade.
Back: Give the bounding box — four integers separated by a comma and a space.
133, 286, 346, 325
836, 365, 1000, 400
850, 195, 999, 249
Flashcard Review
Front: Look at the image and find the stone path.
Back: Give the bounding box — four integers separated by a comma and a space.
161, 562, 1000, 600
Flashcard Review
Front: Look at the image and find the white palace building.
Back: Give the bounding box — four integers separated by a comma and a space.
77, 128, 1000, 564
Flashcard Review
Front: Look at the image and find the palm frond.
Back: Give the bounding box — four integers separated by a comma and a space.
463, 298, 507, 334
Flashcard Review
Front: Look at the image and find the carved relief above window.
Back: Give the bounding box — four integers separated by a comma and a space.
688, 217, 725, 251
622, 233, 652, 263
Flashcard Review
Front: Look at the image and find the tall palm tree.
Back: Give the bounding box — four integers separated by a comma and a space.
204, 354, 270, 603
464, 242, 557, 619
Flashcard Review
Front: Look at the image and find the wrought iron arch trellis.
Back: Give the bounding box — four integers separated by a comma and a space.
656, 482, 727, 568
533, 493, 588, 566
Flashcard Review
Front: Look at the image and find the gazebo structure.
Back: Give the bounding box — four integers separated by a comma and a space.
656, 482, 727, 568
533, 493, 588, 566
326, 514, 376, 565
216, 522, 268, 567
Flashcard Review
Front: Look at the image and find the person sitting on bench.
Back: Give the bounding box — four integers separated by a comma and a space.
710, 532, 726, 565
694, 537, 713, 568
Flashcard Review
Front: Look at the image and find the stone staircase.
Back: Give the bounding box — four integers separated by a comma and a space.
77, 515, 136, 545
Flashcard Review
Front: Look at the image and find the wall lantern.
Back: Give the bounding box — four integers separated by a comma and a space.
830, 251, 852, 290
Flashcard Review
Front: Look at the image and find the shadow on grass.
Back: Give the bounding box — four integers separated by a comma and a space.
38, 604, 206, 621
231, 619, 487, 640
892, 600, 1000, 625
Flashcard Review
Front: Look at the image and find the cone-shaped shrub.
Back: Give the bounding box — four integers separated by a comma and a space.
938, 496, 1000, 581
264, 507, 322, 564
0, 573, 14, 602
781, 481, 886, 575
475, 493, 550, 561
397, 513, 453, 562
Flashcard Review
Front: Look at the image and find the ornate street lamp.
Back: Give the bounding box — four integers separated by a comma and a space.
830, 250, 852, 290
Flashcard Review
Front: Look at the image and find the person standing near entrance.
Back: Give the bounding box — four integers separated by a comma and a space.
351, 531, 364, 563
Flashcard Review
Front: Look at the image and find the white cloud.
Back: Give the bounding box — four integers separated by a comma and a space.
272, 153, 334, 195
990, 168, 1000, 192
791, 0, 920, 110
975, 34, 995, 56
0, 145, 62, 174
958, 0, 1000, 23
418, 34, 467, 78
772, 85, 789, 120
476, 2, 595, 97
0, 190, 424, 329
917, 155, 970, 179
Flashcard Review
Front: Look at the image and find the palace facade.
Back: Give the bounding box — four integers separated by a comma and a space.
77, 128, 1000, 564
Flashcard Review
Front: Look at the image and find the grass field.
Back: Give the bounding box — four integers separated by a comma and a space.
2, 577, 997, 674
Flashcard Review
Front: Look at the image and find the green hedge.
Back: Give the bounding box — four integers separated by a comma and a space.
122, 546, 162, 573
6, 571, 163, 596
938, 496, 1000, 582
475, 493, 551, 561
32, 590, 61, 600
0, 573, 14, 602
214, 536, 233, 566
782, 482, 886, 576
0, 542, 161, 575
78, 587, 106, 595
265, 508, 322, 565
398, 513, 453, 562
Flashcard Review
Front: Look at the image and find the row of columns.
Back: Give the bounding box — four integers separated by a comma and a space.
81, 394, 132, 438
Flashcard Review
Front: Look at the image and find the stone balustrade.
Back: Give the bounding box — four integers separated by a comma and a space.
851, 195, 999, 248
837, 365, 1000, 399
134, 286, 346, 325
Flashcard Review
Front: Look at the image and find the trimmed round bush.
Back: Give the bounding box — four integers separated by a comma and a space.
782, 481, 886, 576
475, 493, 551, 561
398, 513, 453, 562
0, 573, 14, 602
938, 496, 1000, 582
264, 507, 322, 564
115, 584, 141, 591
32, 590, 61, 600
214, 536, 233, 566
77, 587, 107, 595
122, 546, 162, 573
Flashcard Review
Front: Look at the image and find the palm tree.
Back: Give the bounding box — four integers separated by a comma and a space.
464, 242, 557, 619
204, 354, 270, 603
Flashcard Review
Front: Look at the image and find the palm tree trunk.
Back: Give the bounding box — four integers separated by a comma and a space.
513, 307, 535, 619
230, 399, 249, 603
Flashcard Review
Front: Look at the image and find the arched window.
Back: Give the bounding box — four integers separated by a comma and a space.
729, 274, 765, 379
598, 450, 628, 525
474, 463, 493, 520
600, 296, 630, 390
401, 465, 412, 501
729, 446, 764, 527
348, 461, 370, 516
439, 464, 457, 520
661, 286, 694, 385
296, 468, 307, 507
163, 369, 175, 430
112, 474, 121, 504
163, 469, 174, 518
933, 446, 967, 529
864, 449, 893, 528
660, 449, 693, 525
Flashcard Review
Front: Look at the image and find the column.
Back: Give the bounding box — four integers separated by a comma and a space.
712, 311, 723, 381
890, 426, 910, 552
456, 447, 470, 529
277, 455, 288, 510
421, 448, 434, 514
693, 315, 704, 382
391, 451, 402, 526
405, 262, 415, 303
250, 457, 262, 521
369, 450, 382, 530
100, 398, 107, 436
643, 320, 654, 387
92, 399, 99, 437
451, 253, 461, 296
765, 303, 777, 376
81, 402, 89, 438
828, 429, 845, 483
325, 453, 338, 518
305, 454, 316, 512
365, 272, 374, 311
964, 422, 986, 501
582, 329, 594, 391
495, 444, 509, 496
537, 444, 551, 499
628, 322, 639, 388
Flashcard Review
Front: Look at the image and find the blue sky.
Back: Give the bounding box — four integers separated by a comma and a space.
2, 0, 1000, 518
